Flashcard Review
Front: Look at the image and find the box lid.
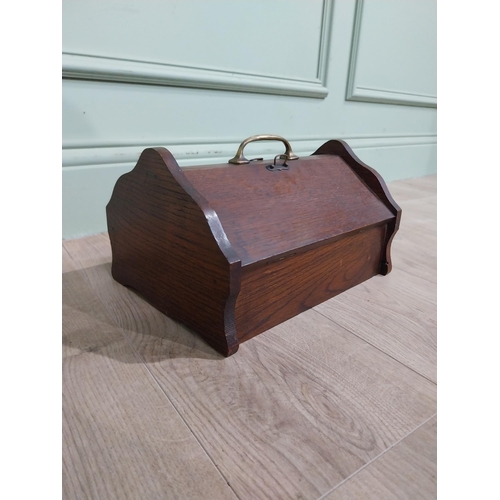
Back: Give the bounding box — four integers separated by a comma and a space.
183, 143, 397, 266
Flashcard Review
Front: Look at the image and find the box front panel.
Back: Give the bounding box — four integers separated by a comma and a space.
235, 225, 386, 343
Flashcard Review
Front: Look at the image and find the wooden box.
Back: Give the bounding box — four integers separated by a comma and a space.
106, 135, 401, 356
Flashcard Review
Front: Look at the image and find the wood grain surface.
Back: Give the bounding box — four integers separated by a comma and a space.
314, 183, 437, 383
63, 175, 436, 500
107, 142, 399, 356
106, 147, 241, 356
314, 268, 437, 383
184, 154, 394, 265
322, 416, 437, 500
312, 140, 402, 274
395, 193, 436, 277
63, 268, 237, 500
235, 225, 385, 342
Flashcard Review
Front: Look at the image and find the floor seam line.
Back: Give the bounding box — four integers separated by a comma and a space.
122, 336, 242, 500
315, 412, 437, 500
313, 309, 437, 385
392, 266, 437, 285
74, 263, 242, 500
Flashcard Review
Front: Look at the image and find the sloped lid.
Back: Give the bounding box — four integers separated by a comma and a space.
184, 154, 395, 266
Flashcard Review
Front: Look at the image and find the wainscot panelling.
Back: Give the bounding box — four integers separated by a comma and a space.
62, 0, 436, 238
62, 0, 334, 99
347, 0, 437, 107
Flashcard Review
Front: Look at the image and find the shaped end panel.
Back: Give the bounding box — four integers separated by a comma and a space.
106, 147, 241, 357
312, 140, 402, 275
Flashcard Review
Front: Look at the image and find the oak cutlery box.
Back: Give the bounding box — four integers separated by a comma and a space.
106, 136, 401, 356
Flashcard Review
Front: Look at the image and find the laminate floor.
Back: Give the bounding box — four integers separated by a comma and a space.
62, 175, 437, 500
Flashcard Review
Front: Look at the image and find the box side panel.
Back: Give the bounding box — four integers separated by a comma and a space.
106, 148, 240, 356
235, 225, 386, 343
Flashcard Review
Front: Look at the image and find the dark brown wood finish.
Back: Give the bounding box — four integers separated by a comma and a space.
313, 140, 402, 274
235, 225, 386, 342
106, 139, 401, 356
184, 155, 394, 266
106, 148, 241, 356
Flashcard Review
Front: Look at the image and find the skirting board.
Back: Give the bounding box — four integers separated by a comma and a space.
62, 136, 436, 239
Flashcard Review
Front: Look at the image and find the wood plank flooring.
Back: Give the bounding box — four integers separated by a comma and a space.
63, 175, 437, 499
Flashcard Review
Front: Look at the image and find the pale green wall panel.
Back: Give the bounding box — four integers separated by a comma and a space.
62, 0, 437, 239
347, 0, 437, 107
63, 0, 326, 81
354, 143, 437, 183
62, 164, 133, 239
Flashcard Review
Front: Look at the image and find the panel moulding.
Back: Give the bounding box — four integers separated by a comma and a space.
62, 1, 334, 99
346, 0, 437, 108
62, 134, 438, 169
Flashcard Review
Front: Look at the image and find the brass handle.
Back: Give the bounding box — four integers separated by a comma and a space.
228, 134, 299, 165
